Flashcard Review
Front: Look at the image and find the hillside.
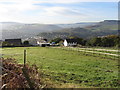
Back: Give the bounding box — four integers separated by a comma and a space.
2, 47, 119, 88
1, 20, 118, 40
37, 28, 93, 40
1, 22, 62, 40
56, 22, 96, 28
85, 20, 118, 31
0, 22, 99, 40
37, 20, 118, 40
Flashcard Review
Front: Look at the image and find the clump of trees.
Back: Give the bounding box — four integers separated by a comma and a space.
23, 41, 29, 46
50, 36, 86, 46
68, 36, 86, 46
86, 35, 120, 47
50, 38, 63, 44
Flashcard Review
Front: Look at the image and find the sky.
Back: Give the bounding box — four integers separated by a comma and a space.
0, 0, 119, 24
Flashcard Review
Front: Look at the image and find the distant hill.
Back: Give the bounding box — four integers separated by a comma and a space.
56, 22, 96, 28
85, 20, 118, 31
37, 20, 118, 40
1, 22, 62, 40
37, 28, 93, 40
0, 20, 118, 40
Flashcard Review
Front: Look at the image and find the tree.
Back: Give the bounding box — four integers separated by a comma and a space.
50, 38, 63, 44
68, 36, 85, 45
101, 35, 117, 47
87, 35, 119, 47
87, 37, 102, 47
43, 39, 47, 42
23, 41, 29, 46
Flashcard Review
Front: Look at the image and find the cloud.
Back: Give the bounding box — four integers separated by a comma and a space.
40, 0, 118, 3
41, 7, 84, 17
0, 0, 38, 22
0, 0, 118, 24
33, 0, 119, 4
0, 0, 37, 11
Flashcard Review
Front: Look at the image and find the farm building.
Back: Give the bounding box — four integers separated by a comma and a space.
37, 39, 50, 47
5, 39, 22, 46
26, 38, 38, 46
63, 39, 79, 47
26, 37, 50, 47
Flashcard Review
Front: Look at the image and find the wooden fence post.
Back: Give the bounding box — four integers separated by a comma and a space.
85, 48, 86, 55
92, 48, 94, 56
24, 49, 26, 66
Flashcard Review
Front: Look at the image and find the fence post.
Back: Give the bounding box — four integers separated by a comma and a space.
24, 49, 26, 66
84, 48, 86, 55
92, 48, 94, 56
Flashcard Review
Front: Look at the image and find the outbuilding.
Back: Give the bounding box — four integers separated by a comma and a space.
5, 39, 22, 46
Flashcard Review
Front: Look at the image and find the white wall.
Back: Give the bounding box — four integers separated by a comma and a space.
63, 40, 68, 46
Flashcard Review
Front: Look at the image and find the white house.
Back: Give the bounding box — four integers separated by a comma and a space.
63, 39, 78, 47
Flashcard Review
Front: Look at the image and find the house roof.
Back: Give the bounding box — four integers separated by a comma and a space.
37, 39, 47, 43
65, 39, 79, 43
5, 39, 22, 42
5, 39, 22, 45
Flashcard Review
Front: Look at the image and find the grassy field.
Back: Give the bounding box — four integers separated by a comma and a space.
61, 47, 119, 55
1, 47, 119, 88
58, 47, 119, 60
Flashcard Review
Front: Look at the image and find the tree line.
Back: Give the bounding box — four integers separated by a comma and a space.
1, 35, 119, 48
51, 35, 120, 48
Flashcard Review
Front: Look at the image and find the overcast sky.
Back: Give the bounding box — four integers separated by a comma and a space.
0, 0, 119, 24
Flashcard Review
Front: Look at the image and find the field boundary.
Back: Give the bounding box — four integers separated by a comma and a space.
53, 47, 119, 60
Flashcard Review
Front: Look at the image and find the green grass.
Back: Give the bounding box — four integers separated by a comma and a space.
60, 47, 119, 59
2, 47, 119, 88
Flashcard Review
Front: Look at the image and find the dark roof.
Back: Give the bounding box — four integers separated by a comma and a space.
65, 39, 79, 43
5, 39, 22, 46
5, 39, 22, 42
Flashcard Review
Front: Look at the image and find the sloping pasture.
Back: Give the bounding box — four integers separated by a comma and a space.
1, 47, 119, 88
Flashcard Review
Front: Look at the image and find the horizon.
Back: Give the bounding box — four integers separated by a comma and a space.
0, 0, 118, 24
1, 19, 118, 25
